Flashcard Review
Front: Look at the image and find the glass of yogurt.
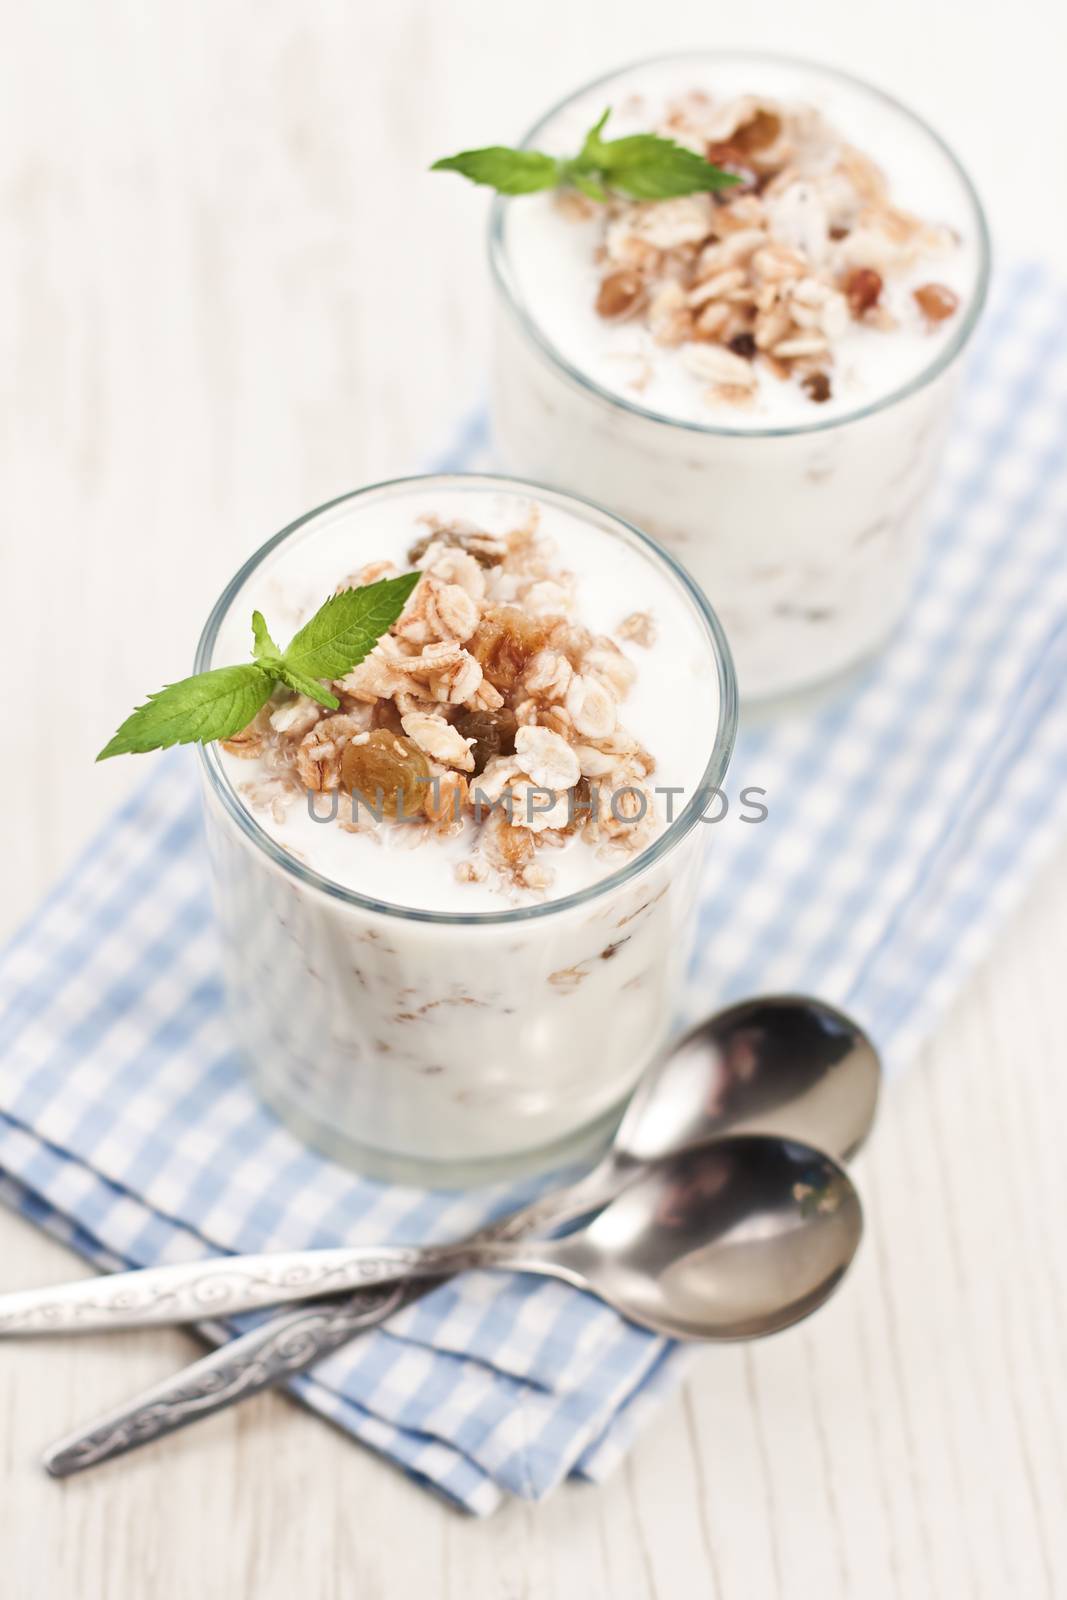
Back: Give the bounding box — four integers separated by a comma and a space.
195, 474, 736, 1186
490, 52, 990, 701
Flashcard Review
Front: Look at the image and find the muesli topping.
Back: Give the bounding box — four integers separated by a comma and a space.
583, 92, 961, 406
224, 508, 658, 897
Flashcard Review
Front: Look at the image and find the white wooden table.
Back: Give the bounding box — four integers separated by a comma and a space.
1, 4, 1065, 1595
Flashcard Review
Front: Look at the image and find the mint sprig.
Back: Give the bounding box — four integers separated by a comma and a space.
250, 610, 282, 662
97, 571, 420, 761
432, 108, 739, 202
96, 666, 278, 761
431, 146, 560, 196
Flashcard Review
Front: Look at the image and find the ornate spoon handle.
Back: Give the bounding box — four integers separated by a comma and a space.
43, 1161, 624, 1477
44, 1285, 410, 1477
5, 1164, 622, 1338
0, 1246, 429, 1335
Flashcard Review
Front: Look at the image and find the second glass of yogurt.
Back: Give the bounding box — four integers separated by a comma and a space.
490, 52, 990, 700
196, 474, 736, 1186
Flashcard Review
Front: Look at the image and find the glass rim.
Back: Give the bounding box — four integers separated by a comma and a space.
488, 48, 992, 440
194, 471, 738, 927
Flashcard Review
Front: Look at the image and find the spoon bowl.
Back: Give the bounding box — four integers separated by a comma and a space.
508, 1135, 864, 1341
613, 994, 881, 1169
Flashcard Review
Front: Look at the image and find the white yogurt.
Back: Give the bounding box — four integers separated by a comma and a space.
490, 53, 990, 699
196, 476, 736, 1185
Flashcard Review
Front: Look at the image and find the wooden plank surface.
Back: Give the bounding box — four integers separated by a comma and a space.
1, 3, 1065, 1594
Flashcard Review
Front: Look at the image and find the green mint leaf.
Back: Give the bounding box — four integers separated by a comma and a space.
594, 135, 740, 199
96, 665, 275, 761
435, 107, 739, 203
431, 148, 560, 195
435, 109, 742, 204
281, 571, 420, 681
275, 662, 340, 710
251, 610, 282, 662
571, 109, 740, 200
98, 571, 419, 761
571, 172, 609, 203
575, 108, 612, 167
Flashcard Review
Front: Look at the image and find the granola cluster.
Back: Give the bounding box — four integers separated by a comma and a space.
224, 509, 659, 897
581, 91, 961, 406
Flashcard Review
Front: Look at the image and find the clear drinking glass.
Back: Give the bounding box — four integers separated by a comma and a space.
195, 474, 737, 1186
489, 52, 991, 701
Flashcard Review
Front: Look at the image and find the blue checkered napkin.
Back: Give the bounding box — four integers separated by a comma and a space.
2, 263, 1066, 1514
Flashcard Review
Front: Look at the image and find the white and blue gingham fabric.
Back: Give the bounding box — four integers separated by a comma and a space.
2, 263, 1066, 1515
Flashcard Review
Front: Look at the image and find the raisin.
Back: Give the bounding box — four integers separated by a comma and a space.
844, 267, 882, 317
733, 109, 782, 154
728, 331, 758, 360
802, 372, 832, 403
340, 729, 430, 821
497, 827, 533, 874
423, 770, 468, 825
406, 533, 433, 563
370, 698, 405, 734
595, 270, 646, 321
407, 527, 506, 567
913, 282, 959, 323
483, 812, 534, 874
453, 705, 518, 775
469, 606, 555, 693
557, 777, 593, 836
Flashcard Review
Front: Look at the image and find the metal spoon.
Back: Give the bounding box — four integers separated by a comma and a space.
5, 994, 879, 1339
40, 994, 879, 1474
0, 1135, 869, 1340
43, 1136, 863, 1480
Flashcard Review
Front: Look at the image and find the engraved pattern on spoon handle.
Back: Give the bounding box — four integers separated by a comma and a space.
44, 1284, 411, 1477
0, 1246, 427, 1335
18, 1174, 613, 1338
43, 1164, 624, 1476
